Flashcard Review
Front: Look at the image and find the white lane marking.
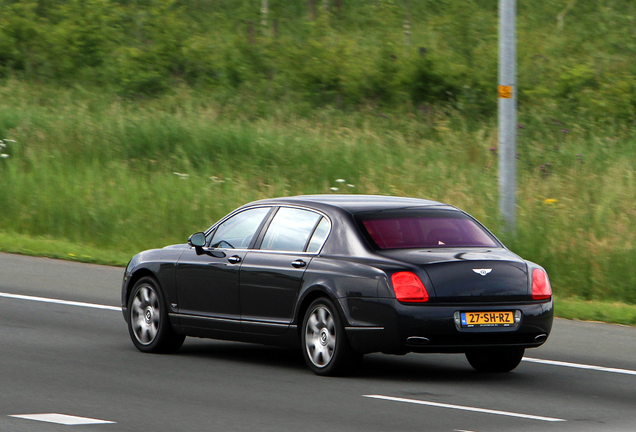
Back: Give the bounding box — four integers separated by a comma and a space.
0, 292, 121, 311
363, 395, 566, 422
4, 292, 635, 379
523, 357, 636, 376
9, 413, 116, 425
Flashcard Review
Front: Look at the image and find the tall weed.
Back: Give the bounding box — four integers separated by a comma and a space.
0, 82, 634, 304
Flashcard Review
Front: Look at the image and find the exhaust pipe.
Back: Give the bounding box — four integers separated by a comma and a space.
406, 336, 430, 345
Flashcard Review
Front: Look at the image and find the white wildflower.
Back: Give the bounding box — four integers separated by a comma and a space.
335, 179, 346, 183
347, 184, 355, 188
330, 187, 339, 191
1, 154, 9, 158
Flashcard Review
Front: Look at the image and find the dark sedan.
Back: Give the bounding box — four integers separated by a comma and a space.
121, 195, 553, 375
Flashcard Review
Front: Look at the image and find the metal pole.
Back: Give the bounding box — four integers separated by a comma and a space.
261, 0, 269, 35
404, 0, 411, 47
498, 0, 517, 233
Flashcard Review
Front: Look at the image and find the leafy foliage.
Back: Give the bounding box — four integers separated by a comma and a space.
0, 0, 632, 118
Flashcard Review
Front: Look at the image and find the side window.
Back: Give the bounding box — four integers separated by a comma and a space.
261, 208, 322, 252
307, 217, 330, 253
210, 207, 271, 249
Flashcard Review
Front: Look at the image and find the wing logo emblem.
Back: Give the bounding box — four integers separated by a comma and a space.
473, 268, 492, 276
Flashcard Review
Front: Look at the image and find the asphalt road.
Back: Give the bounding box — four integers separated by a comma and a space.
1, 252, 635, 432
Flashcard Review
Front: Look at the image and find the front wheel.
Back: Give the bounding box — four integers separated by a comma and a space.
127, 277, 185, 353
301, 298, 362, 376
465, 347, 525, 373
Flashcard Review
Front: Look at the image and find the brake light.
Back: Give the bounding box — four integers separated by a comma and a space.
532, 268, 552, 300
391, 272, 429, 302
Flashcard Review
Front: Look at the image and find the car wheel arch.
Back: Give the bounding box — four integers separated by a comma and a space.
294, 286, 347, 339
125, 268, 158, 308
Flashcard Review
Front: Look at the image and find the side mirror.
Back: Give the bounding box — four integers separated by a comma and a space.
188, 232, 206, 248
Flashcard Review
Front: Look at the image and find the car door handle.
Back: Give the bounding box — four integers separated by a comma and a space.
291, 259, 306, 268
228, 255, 242, 264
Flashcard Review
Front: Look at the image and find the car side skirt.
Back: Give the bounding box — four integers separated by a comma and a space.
170, 313, 301, 349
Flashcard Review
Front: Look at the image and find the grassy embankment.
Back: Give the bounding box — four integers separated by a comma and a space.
1, 81, 635, 324
1, 1, 635, 324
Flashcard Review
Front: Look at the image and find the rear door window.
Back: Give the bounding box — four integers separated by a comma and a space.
260, 208, 322, 252
306, 217, 330, 253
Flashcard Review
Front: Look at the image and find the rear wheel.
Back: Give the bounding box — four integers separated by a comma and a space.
465, 347, 525, 373
301, 298, 362, 376
127, 277, 185, 353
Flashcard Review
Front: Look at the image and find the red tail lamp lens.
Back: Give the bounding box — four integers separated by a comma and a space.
532, 269, 552, 300
391, 272, 429, 302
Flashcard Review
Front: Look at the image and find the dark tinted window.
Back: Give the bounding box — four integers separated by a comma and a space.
357, 209, 499, 250
261, 208, 322, 252
210, 207, 271, 249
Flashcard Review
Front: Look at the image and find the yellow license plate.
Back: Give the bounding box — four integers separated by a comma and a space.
461, 311, 515, 327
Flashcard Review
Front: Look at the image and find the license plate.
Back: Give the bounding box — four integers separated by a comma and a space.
461, 311, 515, 327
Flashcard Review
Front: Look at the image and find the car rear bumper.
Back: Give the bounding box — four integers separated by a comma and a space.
341, 298, 553, 354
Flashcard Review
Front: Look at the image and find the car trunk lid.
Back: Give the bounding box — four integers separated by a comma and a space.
379, 249, 529, 303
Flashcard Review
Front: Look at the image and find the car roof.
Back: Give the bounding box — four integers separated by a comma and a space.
246, 194, 454, 214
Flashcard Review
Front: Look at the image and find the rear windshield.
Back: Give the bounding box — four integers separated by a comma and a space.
356, 209, 499, 250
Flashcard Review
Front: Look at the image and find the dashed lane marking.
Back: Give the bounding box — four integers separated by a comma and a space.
0, 292, 121, 311
523, 357, 636, 376
363, 395, 566, 422
9, 413, 115, 425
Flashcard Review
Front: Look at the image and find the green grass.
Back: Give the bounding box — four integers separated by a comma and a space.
555, 297, 636, 327
0, 231, 130, 266
1, 81, 635, 314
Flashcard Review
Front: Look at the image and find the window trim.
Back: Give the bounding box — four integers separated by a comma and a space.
205, 205, 275, 250
304, 217, 329, 253
253, 205, 332, 254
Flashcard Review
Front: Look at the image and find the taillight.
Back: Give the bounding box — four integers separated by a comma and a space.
532, 268, 552, 300
391, 272, 429, 302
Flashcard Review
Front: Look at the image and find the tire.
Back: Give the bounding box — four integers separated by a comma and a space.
465, 347, 525, 373
127, 277, 185, 353
301, 298, 362, 376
